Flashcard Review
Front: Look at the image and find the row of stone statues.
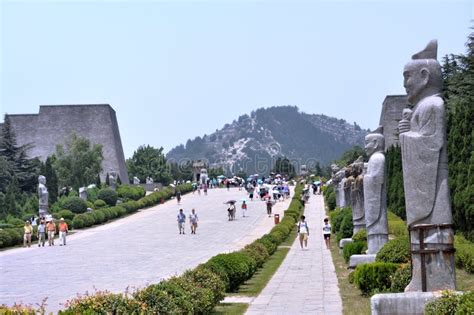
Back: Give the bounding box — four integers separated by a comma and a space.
331, 40, 455, 294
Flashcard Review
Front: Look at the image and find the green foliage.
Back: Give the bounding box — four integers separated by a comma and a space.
329, 207, 351, 234
61, 196, 88, 214
387, 211, 408, 237
454, 235, 474, 273
60, 290, 142, 314
334, 146, 367, 167
385, 146, 406, 220
205, 252, 255, 292
53, 133, 103, 190
425, 290, 474, 315
352, 262, 399, 296
97, 188, 118, 206
337, 211, 354, 242
182, 267, 226, 304
343, 241, 366, 263
52, 210, 75, 221
271, 157, 296, 179
376, 236, 410, 264
117, 185, 146, 201
324, 184, 336, 210
40, 156, 58, 204
389, 264, 411, 293
352, 229, 367, 242
93, 199, 107, 209
126, 145, 172, 185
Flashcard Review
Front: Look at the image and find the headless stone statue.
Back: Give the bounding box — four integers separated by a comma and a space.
351, 157, 366, 234
133, 176, 140, 185
108, 171, 117, 190
331, 164, 342, 208
335, 168, 347, 208
364, 129, 388, 254
399, 40, 455, 292
38, 175, 49, 217
343, 166, 353, 209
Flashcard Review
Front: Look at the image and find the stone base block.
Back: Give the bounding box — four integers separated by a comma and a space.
371, 292, 442, 315
339, 238, 353, 249
349, 254, 376, 268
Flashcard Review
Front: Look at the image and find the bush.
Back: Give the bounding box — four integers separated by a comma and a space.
97, 188, 118, 206
72, 215, 85, 229
337, 211, 354, 242
387, 211, 408, 237
424, 290, 474, 315
343, 241, 366, 263
62, 197, 88, 214
182, 267, 226, 304
93, 199, 107, 209
352, 229, 367, 242
53, 210, 75, 221
205, 252, 255, 292
330, 207, 351, 234
353, 262, 399, 296
389, 264, 411, 293
133, 284, 180, 314
117, 185, 146, 201
7, 218, 26, 227
376, 236, 410, 264
243, 242, 270, 268
60, 290, 142, 314
455, 235, 474, 273
0, 304, 38, 314
90, 210, 106, 224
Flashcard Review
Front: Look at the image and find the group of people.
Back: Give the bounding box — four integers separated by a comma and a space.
23, 218, 69, 248
177, 208, 199, 234
192, 183, 208, 195
296, 216, 332, 250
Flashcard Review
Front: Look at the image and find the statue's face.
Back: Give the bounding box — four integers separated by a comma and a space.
403, 62, 428, 104
39, 176, 46, 185
365, 136, 377, 156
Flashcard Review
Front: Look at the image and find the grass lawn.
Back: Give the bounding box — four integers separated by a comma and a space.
456, 268, 474, 291
211, 303, 249, 315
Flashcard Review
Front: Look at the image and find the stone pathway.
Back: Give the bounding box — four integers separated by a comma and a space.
0, 188, 292, 313
245, 194, 342, 315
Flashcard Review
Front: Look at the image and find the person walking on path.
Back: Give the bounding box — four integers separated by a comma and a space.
58, 218, 68, 246
176, 190, 182, 205
266, 199, 273, 217
189, 209, 198, 234
323, 218, 332, 249
23, 221, 33, 247
249, 188, 254, 201
297, 215, 309, 249
241, 200, 248, 217
37, 220, 46, 247
177, 209, 186, 234
47, 220, 56, 246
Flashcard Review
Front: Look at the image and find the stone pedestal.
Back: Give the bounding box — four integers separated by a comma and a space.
367, 234, 389, 255
339, 238, 353, 249
349, 254, 375, 268
371, 292, 443, 315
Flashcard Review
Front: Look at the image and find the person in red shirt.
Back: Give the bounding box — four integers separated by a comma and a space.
46, 220, 56, 246
58, 218, 69, 246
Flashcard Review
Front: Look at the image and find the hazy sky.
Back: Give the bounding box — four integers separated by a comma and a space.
1, 0, 472, 159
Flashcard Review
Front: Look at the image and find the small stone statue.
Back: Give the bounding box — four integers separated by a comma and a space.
337, 167, 347, 208
363, 128, 388, 254
343, 166, 353, 209
38, 175, 49, 217
108, 171, 117, 190
399, 40, 455, 291
133, 176, 140, 185
331, 164, 342, 208
351, 157, 365, 234
146, 176, 153, 184
79, 187, 88, 201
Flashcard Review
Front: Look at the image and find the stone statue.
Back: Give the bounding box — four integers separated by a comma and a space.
351, 157, 365, 234
146, 176, 153, 184
331, 164, 342, 208
108, 171, 117, 190
364, 128, 388, 254
337, 167, 347, 207
79, 187, 88, 201
398, 40, 455, 291
343, 165, 353, 209
133, 176, 140, 185
38, 175, 49, 217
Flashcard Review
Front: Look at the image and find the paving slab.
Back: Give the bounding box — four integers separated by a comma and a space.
245, 194, 342, 315
0, 187, 292, 313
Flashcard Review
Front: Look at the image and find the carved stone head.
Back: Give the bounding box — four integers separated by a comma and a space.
38, 175, 46, 185
365, 133, 384, 156
403, 40, 442, 105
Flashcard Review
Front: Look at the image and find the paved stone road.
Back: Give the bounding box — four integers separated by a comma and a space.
245, 194, 342, 315
0, 188, 292, 313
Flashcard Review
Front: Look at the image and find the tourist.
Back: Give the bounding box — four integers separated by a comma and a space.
176, 190, 181, 205
226, 180, 230, 191
177, 209, 186, 234
266, 199, 273, 217
297, 215, 309, 249
203, 184, 208, 195
323, 218, 331, 249
227, 202, 236, 221
37, 220, 46, 247
47, 219, 56, 246
58, 218, 69, 246
249, 188, 254, 201
23, 220, 33, 247
189, 208, 198, 234
241, 200, 247, 217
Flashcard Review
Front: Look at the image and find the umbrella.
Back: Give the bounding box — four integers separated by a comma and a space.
218, 175, 226, 179
169, 184, 176, 187
272, 190, 280, 194
314, 181, 321, 185
225, 200, 237, 204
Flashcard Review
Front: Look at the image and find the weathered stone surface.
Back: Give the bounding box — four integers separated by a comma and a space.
38, 175, 49, 217
399, 40, 455, 291
3, 105, 129, 184
343, 167, 353, 209
108, 171, 117, 190
349, 254, 375, 268
79, 187, 87, 201
339, 238, 353, 249
351, 157, 365, 233
378, 95, 408, 150
364, 129, 388, 254
371, 292, 442, 315
133, 176, 140, 185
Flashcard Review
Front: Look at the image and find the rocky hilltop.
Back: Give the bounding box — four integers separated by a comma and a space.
167, 106, 368, 175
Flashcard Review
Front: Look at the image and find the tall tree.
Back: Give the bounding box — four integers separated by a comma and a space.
126, 145, 172, 185
386, 145, 406, 220
272, 157, 296, 178
40, 156, 59, 204
53, 133, 103, 190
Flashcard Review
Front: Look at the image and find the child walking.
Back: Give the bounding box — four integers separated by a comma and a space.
297, 215, 309, 249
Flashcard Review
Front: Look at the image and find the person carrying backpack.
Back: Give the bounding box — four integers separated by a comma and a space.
297, 215, 309, 249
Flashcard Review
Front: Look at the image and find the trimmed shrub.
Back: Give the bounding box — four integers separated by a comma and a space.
243, 242, 270, 268
0, 304, 38, 314
376, 236, 410, 264
53, 210, 75, 221
7, 218, 26, 227
353, 262, 399, 296
97, 188, 118, 206
62, 197, 88, 214
352, 229, 367, 242
424, 290, 474, 315
455, 235, 474, 273
330, 207, 351, 234
60, 290, 142, 314
93, 199, 107, 209
72, 215, 85, 229
133, 284, 180, 314
387, 211, 408, 237
90, 210, 106, 224
117, 185, 146, 201
389, 263, 411, 293
182, 267, 226, 304
206, 252, 255, 292
337, 211, 354, 242
343, 241, 366, 263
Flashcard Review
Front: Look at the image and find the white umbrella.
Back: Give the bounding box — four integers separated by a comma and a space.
169, 184, 176, 187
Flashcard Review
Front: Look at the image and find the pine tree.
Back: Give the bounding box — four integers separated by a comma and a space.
96, 174, 101, 187
105, 172, 110, 186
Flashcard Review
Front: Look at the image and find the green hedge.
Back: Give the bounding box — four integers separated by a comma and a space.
343, 241, 366, 263
97, 188, 118, 206
56, 183, 304, 313
375, 236, 410, 264
425, 290, 474, 315
353, 262, 399, 296
117, 185, 146, 201
389, 263, 411, 293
